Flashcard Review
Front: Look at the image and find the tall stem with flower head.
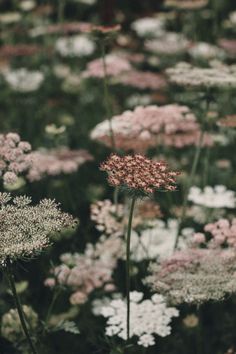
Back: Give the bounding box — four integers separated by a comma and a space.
126, 196, 136, 341
101, 41, 116, 150
5, 259, 38, 354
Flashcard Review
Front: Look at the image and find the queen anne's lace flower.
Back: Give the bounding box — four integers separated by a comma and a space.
100, 154, 180, 195
83, 54, 131, 78
3, 68, 44, 92
188, 42, 225, 60
166, 62, 236, 89
146, 249, 236, 304
27, 148, 93, 181
188, 185, 236, 208
0, 193, 76, 263
0, 133, 31, 185
145, 33, 190, 55
116, 70, 167, 90
165, 0, 208, 9
131, 17, 165, 38
97, 291, 179, 346
91, 105, 211, 151
55, 35, 95, 57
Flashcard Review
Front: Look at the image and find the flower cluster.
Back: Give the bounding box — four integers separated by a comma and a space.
188, 185, 236, 208
91, 105, 210, 151
131, 17, 165, 38
193, 219, 236, 248
145, 33, 190, 55
166, 62, 236, 89
83, 54, 131, 78
0, 133, 31, 185
98, 291, 179, 347
0, 193, 76, 263
188, 42, 225, 60
165, 0, 208, 9
27, 148, 93, 181
146, 249, 236, 304
3, 68, 44, 92
55, 35, 95, 57
130, 220, 193, 262
1, 306, 38, 343
100, 154, 180, 195
116, 70, 167, 90
46, 251, 115, 305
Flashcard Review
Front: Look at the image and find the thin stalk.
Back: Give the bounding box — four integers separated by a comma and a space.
101, 42, 116, 150
5, 259, 38, 354
58, 0, 66, 23
113, 186, 119, 215
45, 288, 60, 326
174, 129, 205, 250
126, 196, 136, 341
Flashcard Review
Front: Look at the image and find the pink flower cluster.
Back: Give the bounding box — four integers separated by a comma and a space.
0, 133, 31, 185
193, 219, 236, 248
117, 70, 167, 90
45, 252, 115, 305
100, 153, 180, 194
91, 104, 211, 152
83, 54, 132, 78
27, 148, 93, 181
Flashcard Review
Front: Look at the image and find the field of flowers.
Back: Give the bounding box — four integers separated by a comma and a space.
1, 0, 236, 353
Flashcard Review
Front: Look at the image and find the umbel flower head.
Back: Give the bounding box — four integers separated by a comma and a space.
100, 154, 180, 197
0, 193, 76, 264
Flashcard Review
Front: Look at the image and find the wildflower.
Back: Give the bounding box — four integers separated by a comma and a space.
27, 148, 93, 181
218, 115, 236, 128
146, 249, 236, 304
19, 0, 36, 11
3, 68, 44, 92
183, 314, 199, 328
116, 70, 167, 90
166, 62, 236, 89
165, 0, 208, 9
188, 185, 236, 208
1, 306, 38, 343
0, 44, 41, 58
0, 193, 76, 263
145, 33, 190, 56
0, 133, 31, 185
0, 12, 22, 24
100, 154, 180, 196
91, 105, 210, 152
97, 291, 179, 346
83, 54, 131, 78
188, 42, 225, 61
131, 17, 166, 38
55, 35, 95, 57
218, 39, 236, 57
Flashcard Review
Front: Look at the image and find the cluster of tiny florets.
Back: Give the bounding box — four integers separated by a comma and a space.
100, 154, 180, 195
97, 291, 179, 347
0, 193, 76, 263
0, 133, 32, 185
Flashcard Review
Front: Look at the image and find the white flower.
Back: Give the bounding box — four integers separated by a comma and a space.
55, 35, 95, 57
3, 68, 44, 92
126, 94, 152, 108
71, 0, 97, 4
131, 17, 165, 38
0, 12, 22, 24
97, 292, 179, 347
130, 219, 192, 261
188, 185, 236, 209
19, 0, 36, 11
189, 42, 225, 60
145, 33, 189, 55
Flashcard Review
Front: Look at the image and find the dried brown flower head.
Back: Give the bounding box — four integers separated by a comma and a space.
0, 193, 76, 264
100, 154, 180, 196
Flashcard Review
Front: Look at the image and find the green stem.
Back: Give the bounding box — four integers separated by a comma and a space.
113, 186, 119, 215
58, 0, 66, 23
126, 196, 136, 341
45, 288, 60, 326
101, 42, 116, 150
174, 129, 205, 250
5, 259, 38, 354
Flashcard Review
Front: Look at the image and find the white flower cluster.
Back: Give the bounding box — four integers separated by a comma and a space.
130, 220, 193, 261
99, 291, 179, 347
71, 0, 96, 4
166, 62, 236, 89
145, 33, 190, 55
189, 42, 225, 60
3, 68, 44, 92
55, 35, 95, 57
188, 186, 236, 209
131, 17, 165, 38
